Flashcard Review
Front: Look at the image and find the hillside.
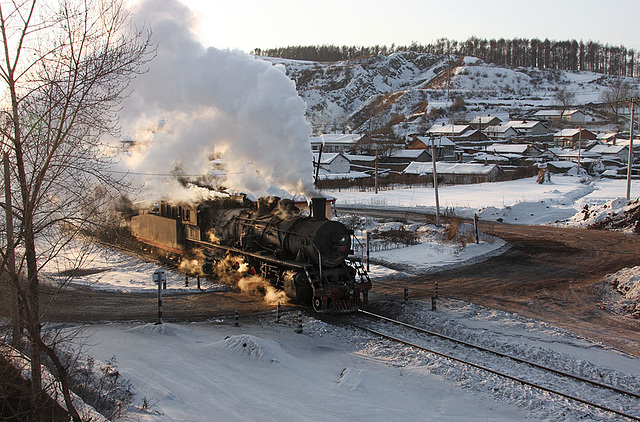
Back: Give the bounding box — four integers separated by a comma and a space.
263, 52, 640, 137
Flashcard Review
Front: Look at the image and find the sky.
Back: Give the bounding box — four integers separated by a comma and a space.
148, 0, 640, 54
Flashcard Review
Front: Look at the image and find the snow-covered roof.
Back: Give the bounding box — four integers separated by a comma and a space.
469, 115, 502, 124
589, 144, 627, 154
601, 132, 619, 141
554, 149, 600, 159
533, 109, 583, 117
309, 133, 363, 144
426, 124, 471, 135
484, 125, 517, 134
504, 120, 545, 129
555, 128, 580, 137
486, 144, 532, 154
404, 162, 498, 175
316, 171, 370, 180
454, 129, 482, 139
414, 136, 455, 146
604, 139, 640, 149
554, 128, 595, 137
388, 149, 429, 159
344, 154, 376, 162
472, 153, 510, 162
547, 161, 578, 169
312, 152, 347, 164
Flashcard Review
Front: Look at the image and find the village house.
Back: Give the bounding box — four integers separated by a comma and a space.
546, 160, 579, 174
503, 120, 550, 136
378, 149, 432, 172
551, 148, 601, 174
469, 152, 511, 165
309, 133, 364, 153
533, 109, 586, 124
588, 144, 630, 163
553, 128, 597, 148
426, 123, 472, 137
426, 123, 490, 144
403, 161, 504, 184
484, 143, 542, 158
602, 139, 640, 157
468, 115, 503, 129
483, 124, 519, 140
599, 132, 629, 145
408, 136, 457, 160
344, 154, 376, 172
349, 135, 406, 155
312, 151, 351, 174
538, 148, 560, 162
452, 129, 491, 144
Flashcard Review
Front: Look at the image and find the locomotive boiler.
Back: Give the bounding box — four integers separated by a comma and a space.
130, 196, 371, 312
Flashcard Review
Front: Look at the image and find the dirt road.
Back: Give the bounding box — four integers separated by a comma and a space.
347, 208, 640, 356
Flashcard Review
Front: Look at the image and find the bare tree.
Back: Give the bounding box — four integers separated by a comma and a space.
0, 0, 152, 419
553, 87, 576, 108
600, 79, 637, 124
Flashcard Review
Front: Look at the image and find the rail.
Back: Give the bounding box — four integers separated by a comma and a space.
323, 310, 640, 422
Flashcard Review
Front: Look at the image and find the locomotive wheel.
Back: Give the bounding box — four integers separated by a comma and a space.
313, 297, 323, 309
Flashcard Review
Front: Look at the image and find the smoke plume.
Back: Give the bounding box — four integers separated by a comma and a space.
178, 249, 205, 275
214, 255, 288, 305
237, 276, 289, 306
117, 0, 316, 201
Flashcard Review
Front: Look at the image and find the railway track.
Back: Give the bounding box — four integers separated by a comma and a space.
323, 309, 640, 421
337, 207, 640, 357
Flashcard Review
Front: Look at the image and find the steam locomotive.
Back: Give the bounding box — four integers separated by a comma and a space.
130, 196, 371, 312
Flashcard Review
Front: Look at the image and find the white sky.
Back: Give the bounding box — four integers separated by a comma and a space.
158, 0, 640, 54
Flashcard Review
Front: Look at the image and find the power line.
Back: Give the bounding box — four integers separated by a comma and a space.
108, 170, 244, 177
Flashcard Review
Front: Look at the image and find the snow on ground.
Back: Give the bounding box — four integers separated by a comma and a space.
336, 215, 508, 275
65, 298, 640, 422
329, 174, 640, 226
40, 240, 224, 293
600, 266, 640, 318
365, 237, 508, 274
37, 174, 640, 421
71, 315, 528, 422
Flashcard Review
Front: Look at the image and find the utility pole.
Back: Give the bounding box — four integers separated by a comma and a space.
446, 41, 451, 103
431, 136, 441, 226
314, 143, 323, 188
627, 100, 635, 200
577, 127, 582, 173
374, 148, 379, 194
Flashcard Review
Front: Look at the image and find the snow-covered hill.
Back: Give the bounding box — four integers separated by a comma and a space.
263, 52, 640, 135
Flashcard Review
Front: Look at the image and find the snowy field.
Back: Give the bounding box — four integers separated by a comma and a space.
41, 174, 640, 421
70, 299, 640, 422
330, 174, 640, 226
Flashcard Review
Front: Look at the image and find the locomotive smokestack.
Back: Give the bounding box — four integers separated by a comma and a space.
310, 197, 327, 221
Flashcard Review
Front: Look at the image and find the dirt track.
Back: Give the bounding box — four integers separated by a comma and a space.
349, 209, 640, 357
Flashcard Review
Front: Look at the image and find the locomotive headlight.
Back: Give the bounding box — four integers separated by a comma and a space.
333, 233, 350, 252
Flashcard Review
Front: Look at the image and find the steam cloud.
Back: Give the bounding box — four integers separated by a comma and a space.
117, 0, 316, 201
214, 255, 289, 305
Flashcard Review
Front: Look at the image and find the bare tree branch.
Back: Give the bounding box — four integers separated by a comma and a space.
0, 0, 154, 419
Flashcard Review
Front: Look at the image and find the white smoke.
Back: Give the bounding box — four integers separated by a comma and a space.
118, 0, 316, 201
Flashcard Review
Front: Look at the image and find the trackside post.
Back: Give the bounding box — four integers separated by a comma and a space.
153, 269, 166, 324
